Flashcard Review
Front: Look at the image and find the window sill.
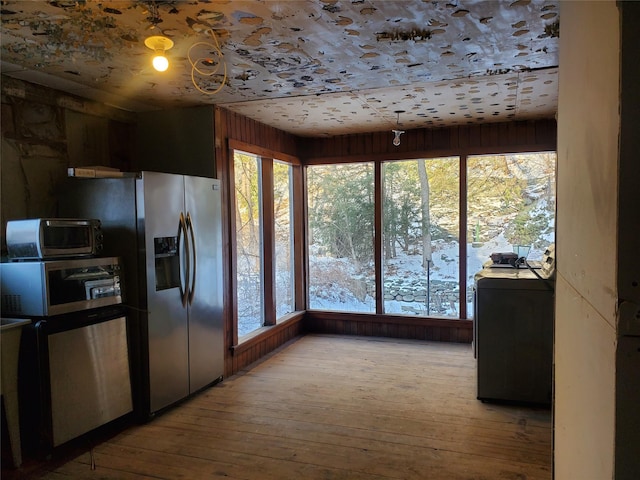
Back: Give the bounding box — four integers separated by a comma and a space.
231, 311, 305, 356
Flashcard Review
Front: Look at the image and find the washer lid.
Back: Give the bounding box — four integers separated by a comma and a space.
475, 267, 554, 290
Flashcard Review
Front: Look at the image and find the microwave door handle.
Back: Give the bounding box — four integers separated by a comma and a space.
178, 212, 189, 308
44, 219, 94, 226
186, 212, 197, 305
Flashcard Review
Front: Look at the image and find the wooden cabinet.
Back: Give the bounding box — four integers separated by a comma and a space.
136, 106, 215, 178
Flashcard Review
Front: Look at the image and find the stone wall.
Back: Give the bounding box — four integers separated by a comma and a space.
0, 77, 135, 254
360, 277, 471, 317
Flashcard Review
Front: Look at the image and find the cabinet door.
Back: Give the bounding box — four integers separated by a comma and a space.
136, 107, 215, 178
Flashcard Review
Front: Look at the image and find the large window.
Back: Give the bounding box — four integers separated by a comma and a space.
305, 151, 555, 320
234, 151, 263, 336
233, 150, 298, 338
382, 157, 460, 317
274, 160, 294, 318
466, 152, 556, 315
307, 163, 375, 312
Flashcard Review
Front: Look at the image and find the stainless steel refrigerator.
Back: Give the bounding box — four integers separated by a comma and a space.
61, 171, 224, 418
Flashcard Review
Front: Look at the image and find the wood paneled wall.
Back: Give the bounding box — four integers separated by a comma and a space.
305, 312, 473, 343
221, 108, 299, 159
216, 107, 305, 377
301, 119, 557, 162
229, 314, 305, 373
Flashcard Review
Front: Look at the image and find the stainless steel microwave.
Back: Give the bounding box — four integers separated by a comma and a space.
6, 218, 103, 260
0, 256, 122, 316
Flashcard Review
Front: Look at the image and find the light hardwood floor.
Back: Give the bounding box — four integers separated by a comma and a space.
6, 334, 552, 479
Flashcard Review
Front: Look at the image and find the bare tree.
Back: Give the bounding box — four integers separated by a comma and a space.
417, 159, 432, 268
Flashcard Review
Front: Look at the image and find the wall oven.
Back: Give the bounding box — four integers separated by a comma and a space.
1, 256, 122, 317
1, 256, 133, 454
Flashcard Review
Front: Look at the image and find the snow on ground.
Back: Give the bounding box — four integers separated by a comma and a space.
307, 234, 552, 317
239, 235, 554, 335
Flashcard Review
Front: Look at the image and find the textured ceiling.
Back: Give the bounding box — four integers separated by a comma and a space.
0, 0, 559, 137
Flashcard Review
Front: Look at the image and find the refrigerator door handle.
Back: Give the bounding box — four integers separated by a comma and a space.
186, 212, 197, 305
178, 212, 189, 308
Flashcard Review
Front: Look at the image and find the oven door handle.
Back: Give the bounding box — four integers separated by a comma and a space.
178, 212, 189, 308
186, 212, 196, 305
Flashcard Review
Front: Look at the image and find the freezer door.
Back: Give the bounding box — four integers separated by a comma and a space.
185, 176, 224, 392
141, 172, 190, 413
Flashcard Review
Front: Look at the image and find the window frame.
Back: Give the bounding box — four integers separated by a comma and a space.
228, 140, 304, 346
233, 150, 265, 336
227, 141, 556, 346
305, 162, 377, 313
380, 156, 462, 318
304, 150, 556, 321
273, 159, 296, 320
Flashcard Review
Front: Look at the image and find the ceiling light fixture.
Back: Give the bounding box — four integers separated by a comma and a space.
392, 110, 406, 146
144, 35, 174, 72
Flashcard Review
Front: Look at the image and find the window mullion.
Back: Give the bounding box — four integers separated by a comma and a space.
292, 165, 306, 311
459, 154, 468, 319
229, 151, 239, 346
261, 156, 276, 326
293, 166, 309, 311
375, 160, 383, 314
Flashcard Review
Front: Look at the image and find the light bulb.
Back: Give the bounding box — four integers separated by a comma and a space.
145, 36, 174, 73
392, 110, 406, 146
152, 54, 169, 72
392, 129, 405, 146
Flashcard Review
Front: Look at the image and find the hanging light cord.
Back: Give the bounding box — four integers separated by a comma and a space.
188, 29, 227, 95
